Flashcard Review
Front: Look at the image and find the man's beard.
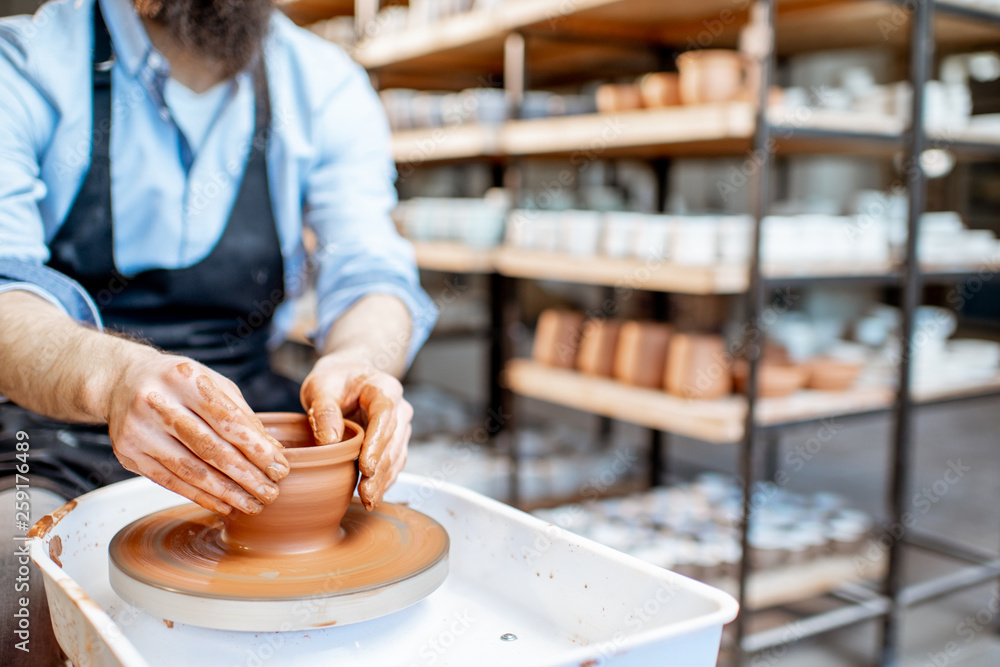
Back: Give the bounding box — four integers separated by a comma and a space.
135, 0, 274, 78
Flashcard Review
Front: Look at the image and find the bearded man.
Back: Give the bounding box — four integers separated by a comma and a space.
0, 1, 433, 655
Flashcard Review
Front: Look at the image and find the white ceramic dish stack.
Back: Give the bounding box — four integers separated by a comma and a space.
29, 474, 738, 667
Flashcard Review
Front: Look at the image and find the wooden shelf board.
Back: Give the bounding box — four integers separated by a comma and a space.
776, 0, 1000, 54
392, 105, 1000, 164
503, 104, 757, 156
506, 360, 1000, 443
712, 552, 887, 611
277, 0, 354, 24
356, 0, 1000, 79
393, 124, 502, 163
506, 359, 747, 443
769, 107, 904, 137
413, 241, 497, 273
494, 248, 747, 294
912, 374, 1000, 403
390, 105, 757, 162
412, 244, 996, 292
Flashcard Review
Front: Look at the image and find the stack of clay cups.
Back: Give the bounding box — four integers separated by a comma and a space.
533, 310, 733, 400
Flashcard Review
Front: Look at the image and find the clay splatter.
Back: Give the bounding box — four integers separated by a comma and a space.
49, 535, 63, 567
27, 500, 77, 539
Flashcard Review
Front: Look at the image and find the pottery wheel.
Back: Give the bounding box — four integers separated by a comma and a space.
108, 500, 449, 632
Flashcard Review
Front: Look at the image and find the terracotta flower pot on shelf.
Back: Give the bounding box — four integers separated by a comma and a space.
220, 413, 364, 555
732, 359, 808, 399
676, 49, 752, 105
577, 319, 623, 377
664, 333, 732, 400
613, 320, 673, 388
533, 309, 586, 369
637, 72, 682, 108
805, 358, 864, 391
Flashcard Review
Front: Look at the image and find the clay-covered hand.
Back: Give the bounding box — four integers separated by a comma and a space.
300, 354, 412, 511
106, 351, 290, 516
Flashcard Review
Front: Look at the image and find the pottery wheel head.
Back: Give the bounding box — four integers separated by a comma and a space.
108, 500, 449, 631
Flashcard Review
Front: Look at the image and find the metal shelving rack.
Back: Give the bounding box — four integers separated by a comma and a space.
347, 0, 1000, 663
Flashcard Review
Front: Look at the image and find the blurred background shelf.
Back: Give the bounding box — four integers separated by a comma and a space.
357, 0, 1000, 89
412, 240, 497, 273
277, 0, 354, 25
505, 360, 1000, 444
428, 246, 1000, 294
391, 105, 1000, 164
492, 247, 748, 294
717, 553, 887, 612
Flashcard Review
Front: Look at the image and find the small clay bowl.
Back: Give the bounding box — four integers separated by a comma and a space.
805, 358, 864, 391
220, 413, 364, 556
733, 360, 808, 398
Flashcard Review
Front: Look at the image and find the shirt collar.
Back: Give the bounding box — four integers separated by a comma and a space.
98, 0, 167, 78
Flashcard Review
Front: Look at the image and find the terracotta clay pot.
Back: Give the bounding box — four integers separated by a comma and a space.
805, 358, 864, 391
637, 72, 682, 108
664, 333, 732, 400
613, 321, 672, 388
595, 83, 644, 113
732, 360, 808, 398
577, 319, 623, 377
220, 413, 364, 555
676, 49, 751, 105
533, 309, 585, 369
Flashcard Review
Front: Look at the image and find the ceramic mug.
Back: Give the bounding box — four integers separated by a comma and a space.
676, 50, 752, 105
637, 72, 682, 108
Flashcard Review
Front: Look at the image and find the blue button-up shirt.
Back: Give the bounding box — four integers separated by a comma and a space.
0, 0, 436, 362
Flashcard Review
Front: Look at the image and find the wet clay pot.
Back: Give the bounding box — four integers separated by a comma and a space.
577, 319, 623, 377
637, 72, 682, 108
614, 321, 673, 388
664, 333, 732, 400
220, 413, 364, 555
677, 49, 751, 105
533, 309, 585, 369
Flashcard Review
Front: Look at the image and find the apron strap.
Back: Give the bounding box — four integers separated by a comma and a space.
92, 2, 114, 159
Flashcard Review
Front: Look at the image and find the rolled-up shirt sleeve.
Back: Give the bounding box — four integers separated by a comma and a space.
303, 57, 437, 366
0, 39, 102, 329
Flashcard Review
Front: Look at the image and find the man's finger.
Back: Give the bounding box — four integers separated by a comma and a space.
155, 442, 265, 515
357, 385, 397, 478
306, 392, 346, 445
183, 374, 290, 481
136, 454, 234, 515
359, 421, 411, 508
167, 407, 279, 504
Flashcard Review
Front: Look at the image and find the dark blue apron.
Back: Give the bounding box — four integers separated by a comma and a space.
1, 3, 302, 498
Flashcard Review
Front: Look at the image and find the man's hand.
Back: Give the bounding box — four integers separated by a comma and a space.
0, 291, 291, 516
106, 351, 290, 516
300, 353, 412, 511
